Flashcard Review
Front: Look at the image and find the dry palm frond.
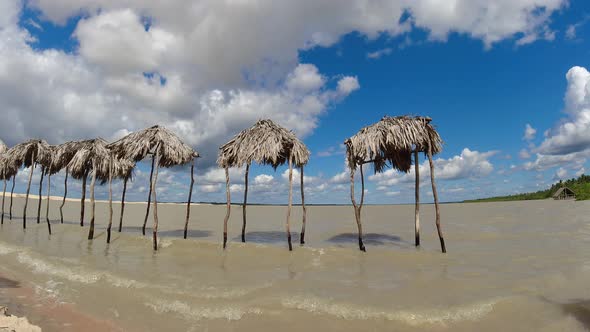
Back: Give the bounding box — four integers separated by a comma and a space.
217, 119, 310, 169
0, 140, 7, 154
5, 139, 51, 168
108, 125, 198, 167
345, 115, 443, 173
0, 154, 18, 180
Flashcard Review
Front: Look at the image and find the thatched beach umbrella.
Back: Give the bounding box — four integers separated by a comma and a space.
54, 140, 91, 224
217, 119, 310, 251
0, 141, 18, 225
35, 145, 59, 234
68, 138, 111, 240
108, 125, 199, 250
4, 139, 50, 229
344, 115, 446, 253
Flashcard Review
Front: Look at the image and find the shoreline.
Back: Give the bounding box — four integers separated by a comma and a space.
0, 270, 125, 332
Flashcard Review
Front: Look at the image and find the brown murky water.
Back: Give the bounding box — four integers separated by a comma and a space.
1, 197, 589, 331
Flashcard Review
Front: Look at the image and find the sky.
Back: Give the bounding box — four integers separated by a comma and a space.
1, 0, 590, 204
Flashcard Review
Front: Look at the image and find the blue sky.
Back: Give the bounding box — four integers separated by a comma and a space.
2, 0, 590, 204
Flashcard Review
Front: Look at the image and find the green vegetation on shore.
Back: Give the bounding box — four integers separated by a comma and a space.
465, 174, 590, 202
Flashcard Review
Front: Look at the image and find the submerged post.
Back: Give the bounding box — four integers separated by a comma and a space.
1, 172, 6, 225
223, 167, 231, 249
286, 156, 293, 251
142, 155, 156, 236
9, 175, 15, 220
60, 168, 68, 224
414, 150, 420, 247
23, 157, 35, 229
80, 169, 89, 227
45, 164, 52, 235
118, 176, 128, 232
241, 163, 249, 242
152, 146, 161, 251
427, 146, 446, 253
87, 162, 97, 240
36, 166, 45, 224
300, 165, 306, 245
184, 159, 195, 239
107, 157, 114, 244
350, 166, 365, 252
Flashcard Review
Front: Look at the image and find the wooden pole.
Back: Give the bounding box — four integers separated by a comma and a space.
184, 159, 195, 239
300, 165, 306, 245
286, 156, 293, 251
142, 155, 156, 236
80, 169, 88, 227
118, 176, 128, 232
241, 163, 249, 242
222, 167, 231, 249
87, 161, 97, 240
45, 164, 52, 235
414, 150, 420, 247
350, 166, 365, 251
427, 147, 446, 253
151, 146, 161, 251
107, 157, 113, 244
1, 172, 6, 225
23, 157, 35, 229
36, 166, 45, 224
60, 169, 68, 224
9, 175, 15, 220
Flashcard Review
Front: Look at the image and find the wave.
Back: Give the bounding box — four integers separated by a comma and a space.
281, 295, 499, 326
145, 299, 262, 321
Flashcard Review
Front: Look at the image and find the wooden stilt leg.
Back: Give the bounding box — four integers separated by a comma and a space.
286, 157, 293, 251
427, 147, 446, 253
37, 166, 45, 224
23, 158, 35, 229
223, 167, 231, 249
143, 155, 156, 236
184, 160, 195, 239
414, 150, 420, 247
118, 176, 128, 232
88, 162, 97, 240
241, 164, 249, 243
152, 147, 161, 251
300, 166, 306, 245
350, 166, 365, 251
60, 169, 68, 224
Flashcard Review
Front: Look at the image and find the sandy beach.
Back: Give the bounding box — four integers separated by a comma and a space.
0, 196, 589, 331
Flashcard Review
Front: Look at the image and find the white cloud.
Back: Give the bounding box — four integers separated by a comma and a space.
369, 148, 497, 186
366, 48, 392, 59
523, 124, 537, 141
253, 174, 274, 185
554, 167, 567, 180
286, 64, 325, 92
566, 25, 577, 40
575, 167, 585, 177
519, 149, 531, 159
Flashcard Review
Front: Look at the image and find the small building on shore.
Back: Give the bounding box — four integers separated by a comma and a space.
552, 187, 576, 200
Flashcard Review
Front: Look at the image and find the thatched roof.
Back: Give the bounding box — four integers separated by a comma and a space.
217, 119, 310, 169
345, 115, 443, 173
0, 140, 7, 154
4, 139, 51, 168
552, 187, 576, 198
54, 140, 93, 171
0, 154, 18, 180
108, 125, 198, 168
68, 138, 135, 182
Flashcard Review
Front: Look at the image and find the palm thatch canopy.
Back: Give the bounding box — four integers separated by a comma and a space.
345, 116, 442, 173
0, 140, 7, 154
5, 139, 51, 168
217, 119, 310, 169
345, 115, 446, 253
0, 155, 18, 180
108, 125, 199, 166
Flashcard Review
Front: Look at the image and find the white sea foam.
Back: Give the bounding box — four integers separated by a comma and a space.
281, 295, 499, 326
0, 241, 19, 255
145, 299, 262, 321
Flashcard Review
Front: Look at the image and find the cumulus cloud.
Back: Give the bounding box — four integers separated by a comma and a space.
366, 48, 392, 59
369, 148, 497, 186
526, 66, 590, 171
519, 149, 531, 159
554, 167, 567, 180
523, 124, 537, 141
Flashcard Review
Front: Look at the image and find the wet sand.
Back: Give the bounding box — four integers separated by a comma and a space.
0, 196, 589, 331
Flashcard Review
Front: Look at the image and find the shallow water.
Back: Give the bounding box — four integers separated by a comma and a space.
1, 197, 589, 331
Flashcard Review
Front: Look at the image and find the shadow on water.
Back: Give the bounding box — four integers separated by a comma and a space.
233, 231, 299, 244
560, 299, 590, 329
159, 230, 212, 238
328, 232, 404, 246
0, 276, 20, 289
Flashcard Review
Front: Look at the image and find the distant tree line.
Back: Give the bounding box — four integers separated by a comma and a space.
465, 174, 590, 202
